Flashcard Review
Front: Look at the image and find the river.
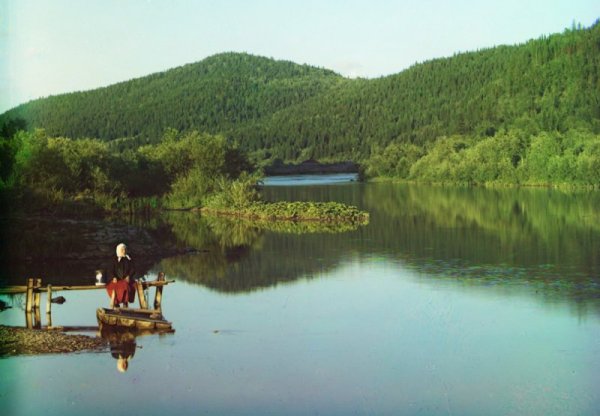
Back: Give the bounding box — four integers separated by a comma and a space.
1, 175, 600, 415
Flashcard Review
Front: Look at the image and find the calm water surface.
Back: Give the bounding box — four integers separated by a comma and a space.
2, 177, 600, 415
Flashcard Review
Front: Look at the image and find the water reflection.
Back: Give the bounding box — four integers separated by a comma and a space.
157, 214, 356, 292
177, 182, 600, 316
102, 328, 137, 373
99, 327, 174, 373
3, 181, 600, 316
0, 215, 179, 285
358, 183, 600, 312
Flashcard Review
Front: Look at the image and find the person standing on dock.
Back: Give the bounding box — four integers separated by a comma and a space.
106, 243, 136, 308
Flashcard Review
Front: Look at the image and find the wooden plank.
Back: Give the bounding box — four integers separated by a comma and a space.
111, 307, 162, 315
154, 272, 165, 311
33, 278, 42, 328
136, 281, 148, 309
25, 278, 34, 313
25, 310, 33, 329
33, 278, 42, 310
0, 286, 28, 294
41, 285, 107, 291
142, 280, 174, 287
33, 306, 41, 329
46, 284, 52, 328
0, 279, 174, 294
46, 285, 52, 313
46, 284, 52, 314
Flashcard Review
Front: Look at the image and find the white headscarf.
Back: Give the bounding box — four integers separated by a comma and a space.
116, 243, 131, 261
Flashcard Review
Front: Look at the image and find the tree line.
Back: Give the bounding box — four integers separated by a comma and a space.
1, 20, 599, 188
0, 128, 258, 212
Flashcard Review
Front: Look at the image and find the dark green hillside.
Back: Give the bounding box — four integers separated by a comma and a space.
239, 21, 600, 161
1, 52, 344, 144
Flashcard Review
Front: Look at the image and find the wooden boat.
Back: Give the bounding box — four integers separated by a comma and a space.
96, 307, 173, 331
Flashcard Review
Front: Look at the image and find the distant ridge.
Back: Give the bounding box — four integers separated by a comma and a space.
2, 20, 599, 162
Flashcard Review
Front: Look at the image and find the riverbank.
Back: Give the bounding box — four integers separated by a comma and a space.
368, 175, 600, 190
0, 325, 107, 356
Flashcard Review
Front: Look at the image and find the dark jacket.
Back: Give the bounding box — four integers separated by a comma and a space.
111, 256, 135, 281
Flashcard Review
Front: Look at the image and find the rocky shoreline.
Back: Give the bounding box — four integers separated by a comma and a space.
0, 325, 107, 356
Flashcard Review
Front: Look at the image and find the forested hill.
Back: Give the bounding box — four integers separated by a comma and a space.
243, 20, 600, 161
0, 53, 344, 142
2, 21, 600, 163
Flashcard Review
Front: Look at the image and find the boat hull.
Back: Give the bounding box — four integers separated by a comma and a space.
96, 308, 173, 331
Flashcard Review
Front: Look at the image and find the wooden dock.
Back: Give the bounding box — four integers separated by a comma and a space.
0, 272, 173, 329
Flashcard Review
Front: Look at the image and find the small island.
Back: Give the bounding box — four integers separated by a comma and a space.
200, 201, 369, 223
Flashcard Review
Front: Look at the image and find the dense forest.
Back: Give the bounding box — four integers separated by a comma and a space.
1, 20, 600, 188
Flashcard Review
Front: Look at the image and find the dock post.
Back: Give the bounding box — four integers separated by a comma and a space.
25, 309, 33, 329
46, 284, 53, 328
46, 284, 52, 314
33, 278, 42, 327
33, 304, 41, 328
34, 278, 42, 310
153, 272, 165, 311
136, 281, 148, 309
25, 278, 34, 313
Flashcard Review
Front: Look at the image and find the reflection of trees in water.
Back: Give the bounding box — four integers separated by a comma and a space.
0, 215, 174, 285
164, 212, 264, 249
360, 183, 600, 314
366, 183, 600, 242
158, 214, 351, 292
399, 257, 600, 318
5, 183, 600, 315
361, 183, 600, 273
163, 183, 600, 315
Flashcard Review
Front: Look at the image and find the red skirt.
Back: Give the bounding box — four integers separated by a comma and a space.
106, 280, 130, 305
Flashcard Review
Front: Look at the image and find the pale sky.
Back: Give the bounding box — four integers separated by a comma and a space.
1, 0, 599, 113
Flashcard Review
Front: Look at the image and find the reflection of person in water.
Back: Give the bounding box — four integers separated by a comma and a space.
106, 243, 136, 308
104, 330, 137, 373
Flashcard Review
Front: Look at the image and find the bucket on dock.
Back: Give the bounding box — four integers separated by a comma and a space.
95, 270, 104, 286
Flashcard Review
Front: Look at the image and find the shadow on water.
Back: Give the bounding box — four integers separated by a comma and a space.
0, 214, 180, 285
0, 207, 364, 288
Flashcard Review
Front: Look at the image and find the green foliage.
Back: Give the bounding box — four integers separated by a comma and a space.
147, 130, 257, 209
2, 22, 600, 166
2, 128, 256, 212
369, 127, 600, 187
366, 142, 424, 178
408, 136, 471, 183
205, 172, 262, 209
2, 22, 600, 190
164, 167, 217, 209
10, 130, 116, 199
1, 52, 341, 145
520, 129, 600, 186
